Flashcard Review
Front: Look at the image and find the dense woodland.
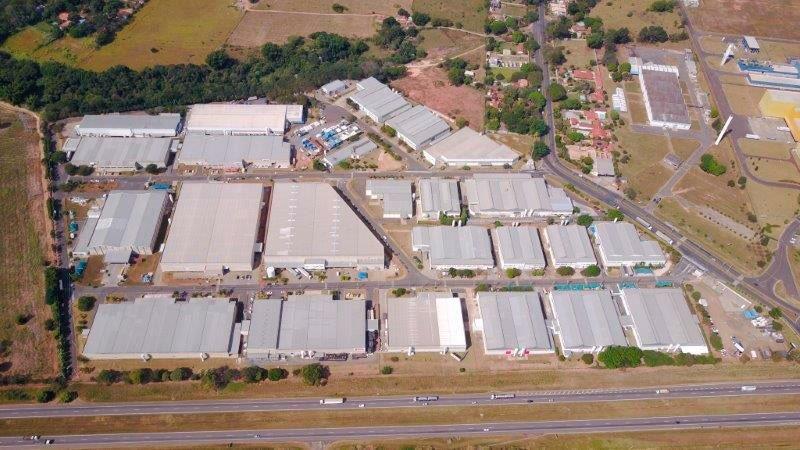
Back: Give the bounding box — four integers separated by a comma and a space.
0, 32, 406, 121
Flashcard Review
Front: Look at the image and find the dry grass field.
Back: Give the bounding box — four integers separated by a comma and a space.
590, 0, 683, 34
560, 39, 597, 69
252, 0, 411, 15
228, 11, 378, 46
614, 128, 673, 200
418, 28, 484, 61
412, 0, 488, 33
747, 157, 800, 185
0, 106, 58, 379
720, 82, 765, 116
689, 0, 800, 40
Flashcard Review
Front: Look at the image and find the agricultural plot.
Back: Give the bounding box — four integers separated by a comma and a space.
0, 107, 57, 379
689, 0, 800, 41
412, 0, 488, 33
251, 0, 411, 15
228, 11, 378, 46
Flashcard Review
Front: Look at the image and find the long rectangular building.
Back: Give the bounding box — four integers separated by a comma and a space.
246, 295, 366, 357
177, 134, 291, 170
73, 190, 168, 259
462, 174, 573, 217
83, 296, 238, 360
186, 104, 301, 135
349, 77, 411, 123
494, 226, 546, 270
418, 178, 461, 219
75, 113, 181, 137
68, 137, 171, 173
478, 292, 554, 355
386, 293, 466, 353
592, 222, 666, 267
549, 290, 627, 353
620, 288, 708, 355
365, 179, 413, 219
321, 137, 378, 168
263, 182, 385, 269
160, 182, 264, 275
638, 64, 691, 130
543, 225, 597, 268
412, 226, 494, 269
421, 127, 519, 166
384, 105, 451, 150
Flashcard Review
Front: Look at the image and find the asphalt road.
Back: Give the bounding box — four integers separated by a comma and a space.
6, 412, 800, 447
1, 381, 796, 419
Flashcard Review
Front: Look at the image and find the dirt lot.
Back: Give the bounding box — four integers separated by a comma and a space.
251, 0, 411, 15
391, 66, 485, 129
228, 10, 378, 46
0, 106, 58, 379
689, 0, 800, 40
418, 28, 485, 63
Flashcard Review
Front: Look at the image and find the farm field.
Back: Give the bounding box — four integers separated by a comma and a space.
412, 0, 488, 33
391, 66, 486, 130
590, 0, 683, 34
689, 0, 800, 40
228, 11, 378, 46
0, 106, 57, 379
0, 24, 95, 66
251, 0, 411, 15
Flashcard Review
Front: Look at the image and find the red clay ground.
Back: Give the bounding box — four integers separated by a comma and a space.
391, 66, 485, 130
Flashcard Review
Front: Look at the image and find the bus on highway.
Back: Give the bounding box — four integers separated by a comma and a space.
412, 396, 439, 402
490, 393, 516, 399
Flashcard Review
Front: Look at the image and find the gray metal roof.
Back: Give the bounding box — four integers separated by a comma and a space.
321, 79, 347, 93
622, 288, 707, 350
366, 179, 412, 218
263, 182, 384, 268
186, 104, 295, 134
412, 226, 494, 268
478, 292, 553, 352
550, 290, 627, 350
247, 295, 366, 354
322, 137, 378, 167
386, 293, 466, 352
463, 174, 573, 216
76, 113, 181, 137
593, 222, 666, 265
178, 134, 291, 168
160, 182, 264, 273
350, 77, 410, 122
70, 137, 171, 169
80, 190, 167, 255
641, 68, 691, 126
418, 178, 461, 217
384, 105, 451, 148
83, 297, 237, 359
544, 225, 597, 267
422, 127, 519, 165
593, 157, 615, 176
494, 227, 546, 268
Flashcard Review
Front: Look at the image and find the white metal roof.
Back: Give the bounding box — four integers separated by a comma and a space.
550, 290, 627, 350
478, 292, 553, 352
365, 179, 412, 217
78, 190, 167, 254
423, 127, 519, 165
386, 294, 466, 351
350, 77, 410, 122
463, 174, 573, 215
621, 288, 708, 353
76, 113, 181, 137
544, 225, 597, 267
418, 178, 461, 216
186, 104, 297, 134
593, 222, 666, 265
384, 105, 451, 148
322, 137, 378, 167
178, 134, 291, 168
412, 226, 494, 268
70, 137, 171, 169
494, 227, 546, 268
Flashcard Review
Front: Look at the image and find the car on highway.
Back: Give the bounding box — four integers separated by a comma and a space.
656, 389, 670, 394
358, 404, 365, 408
29, 436, 40, 441
45, 440, 54, 445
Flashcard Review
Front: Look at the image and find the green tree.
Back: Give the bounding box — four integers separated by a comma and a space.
581, 353, 594, 365
380, 365, 394, 375
242, 366, 265, 383
556, 266, 575, 276
581, 265, 601, 277
59, 390, 78, 403
77, 296, 96, 312
411, 11, 430, 26
598, 346, 643, 368
127, 368, 152, 384
96, 369, 121, 385
576, 214, 593, 226
769, 307, 783, 319
206, 49, 233, 70
36, 389, 55, 403
169, 367, 192, 382
391, 288, 408, 297
699, 154, 726, 176
532, 141, 550, 160
505, 268, 522, 278
267, 368, 286, 381
606, 209, 624, 221
549, 83, 567, 101
300, 363, 327, 386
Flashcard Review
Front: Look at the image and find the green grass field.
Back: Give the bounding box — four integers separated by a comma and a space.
412, 0, 487, 33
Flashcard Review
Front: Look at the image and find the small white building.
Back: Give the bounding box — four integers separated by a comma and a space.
321, 79, 348, 96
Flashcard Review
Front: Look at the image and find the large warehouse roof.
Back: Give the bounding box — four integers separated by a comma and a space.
160, 182, 264, 274
478, 292, 553, 354
83, 297, 237, 359
463, 174, 573, 216
386, 293, 466, 352
178, 134, 291, 169
69, 137, 171, 171
186, 104, 298, 134
73, 190, 167, 257
263, 182, 384, 269
549, 290, 627, 352
621, 288, 708, 354
418, 178, 461, 218
422, 127, 519, 166
593, 222, 666, 266
494, 226, 546, 269
544, 225, 597, 267
384, 105, 451, 149
247, 295, 366, 355
366, 179, 413, 218
75, 113, 181, 137
350, 77, 410, 123
640, 65, 691, 127
412, 226, 494, 269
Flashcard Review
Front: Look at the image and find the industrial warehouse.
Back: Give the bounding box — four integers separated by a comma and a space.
543, 224, 598, 268
421, 127, 519, 166
321, 137, 378, 168
477, 292, 554, 355
74, 113, 182, 137
349, 77, 411, 123
384, 105, 451, 150
185, 104, 303, 135
637, 63, 691, 130
263, 182, 385, 269
160, 182, 265, 275
417, 178, 461, 220
462, 174, 573, 217
66, 136, 172, 173
246, 295, 367, 357
385, 293, 466, 353
493, 226, 547, 270
365, 179, 413, 219
412, 226, 494, 269
620, 288, 708, 355
73, 190, 168, 261
592, 222, 666, 268
177, 134, 292, 171
549, 290, 627, 354
83, 296, 239, 360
